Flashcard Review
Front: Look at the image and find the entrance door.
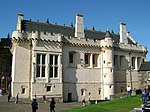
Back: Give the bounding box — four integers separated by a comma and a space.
68, 93, 72, 102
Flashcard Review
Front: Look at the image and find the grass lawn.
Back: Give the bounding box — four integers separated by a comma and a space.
64, 95, 142, 112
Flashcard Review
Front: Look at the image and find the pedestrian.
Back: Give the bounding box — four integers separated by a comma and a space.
82, 99, 86, 106
146, 85, 150, 101
127, 85, 132, 97
50, 98, 56, 112
141, 90, 148, 106
8, 92, 11, 102
31, 99, 38, 112
43, 95, 46, 103
15, 93, 19, 103
0, 88, 2, 96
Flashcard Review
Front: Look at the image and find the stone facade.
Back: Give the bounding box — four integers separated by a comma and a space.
11, 13, 147, 102
0, 36, 12, 93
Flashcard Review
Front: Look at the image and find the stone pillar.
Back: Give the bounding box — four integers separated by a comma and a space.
31, 40, 36, 83
58, 55, 62, 83
135, 57, 138, 70
90, 53, 93, 68
46, 54, 49, 83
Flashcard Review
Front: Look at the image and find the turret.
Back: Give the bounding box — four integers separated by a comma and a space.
101, 31, 113, 47
75, 14, 85, 39
101, 31, 114, 100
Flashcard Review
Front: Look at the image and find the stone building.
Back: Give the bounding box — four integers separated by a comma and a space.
138, 62, 150, 88
11, 13, 147, 101
0, 35, 12, 93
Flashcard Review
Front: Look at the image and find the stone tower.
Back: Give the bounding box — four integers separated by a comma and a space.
101, 31, 114, 99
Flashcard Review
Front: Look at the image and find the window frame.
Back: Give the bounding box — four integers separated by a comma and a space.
36, 53, 46, 78
84, 53, 90, 67
49, 54, 59, 78
46, 86, 52, 92
93, 54, 99, 67
21, 88, 26, 94
81, 89, 86, 96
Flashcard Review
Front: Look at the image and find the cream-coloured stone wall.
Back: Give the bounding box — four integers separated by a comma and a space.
113, 50, 145, 93
11, 43, 31, 98
30, 38, 63, 99
62, 45, 102, 101
63, 83, 102, 102
32, 83, 63, 97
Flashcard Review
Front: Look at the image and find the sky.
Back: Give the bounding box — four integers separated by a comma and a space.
0, 0, 150, 60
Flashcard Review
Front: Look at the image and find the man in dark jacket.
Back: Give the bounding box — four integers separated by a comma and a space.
31, 99, 38, 112
50, 98, 56, 112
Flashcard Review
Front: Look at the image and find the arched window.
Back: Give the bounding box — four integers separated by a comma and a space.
98, 88, 101, 95
81, 89, 86, 96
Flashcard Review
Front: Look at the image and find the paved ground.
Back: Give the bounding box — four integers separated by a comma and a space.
0, 95, 82, 112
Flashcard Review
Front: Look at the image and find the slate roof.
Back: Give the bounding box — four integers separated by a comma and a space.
139, 61, 150, 71
21, 20, 134, 44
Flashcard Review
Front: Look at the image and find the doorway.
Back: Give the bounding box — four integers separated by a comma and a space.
68, 93, 72, 102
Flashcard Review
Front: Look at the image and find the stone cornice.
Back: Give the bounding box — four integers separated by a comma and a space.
114, 47, 147, 53
11, 37, 147, 54
12, 37, 32, 45
62, 41, 101, 48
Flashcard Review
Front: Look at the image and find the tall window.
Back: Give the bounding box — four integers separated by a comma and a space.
49, 55, 58, 78
68, 51, 77, 67
81, 89, 86, 96
93, 54, 98, 67
137, 57, 141, 69
36, 54, 46, 77
22, 88, 26, 94
98, 88, 101, 95
69, 52, 74, 63
114, 55, 118, 69
132, 57, 136, 69
120, 56, 125, 69
85, 53, 90, 67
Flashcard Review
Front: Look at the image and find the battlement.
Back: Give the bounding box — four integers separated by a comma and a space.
115, 42, 147, 52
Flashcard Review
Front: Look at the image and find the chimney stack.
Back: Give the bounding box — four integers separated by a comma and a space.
75, 14, 85, 38
16, 13, 24, 31
119, 22, 128, 44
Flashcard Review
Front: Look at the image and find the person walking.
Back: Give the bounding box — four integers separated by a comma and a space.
31, 99, 38, 112
82, 99, 86, 106
127, 85, 132, 97
141, 90, 148, 106
43, 95, 46, 103
8, 92, 11, 102
15, 93, 19, 103
50, 98, 56, 112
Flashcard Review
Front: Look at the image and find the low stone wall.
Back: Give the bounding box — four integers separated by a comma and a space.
110, 92, 129, 100
32, 94, 63, 102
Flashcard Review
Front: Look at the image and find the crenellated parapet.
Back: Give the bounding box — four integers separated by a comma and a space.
114, 42, 147, 53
